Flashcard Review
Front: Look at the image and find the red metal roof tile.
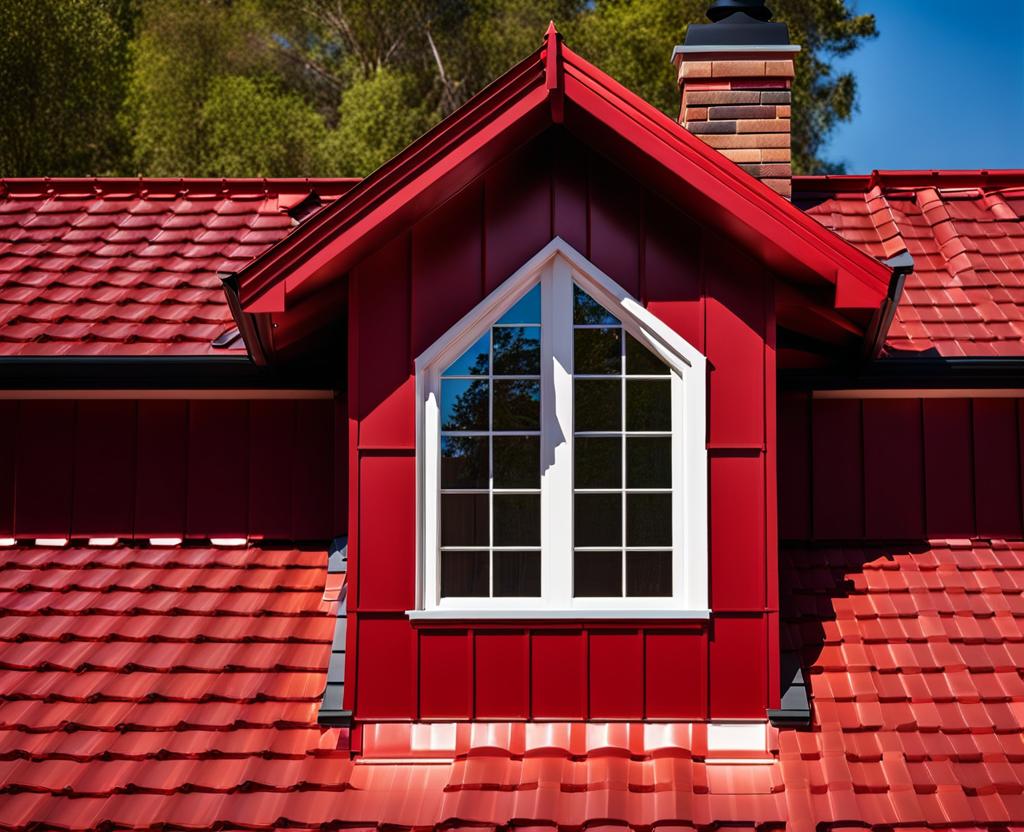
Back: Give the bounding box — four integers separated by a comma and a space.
796, 171, 1024, 356
0, 543, 1020, 828
0, 179, 356, 355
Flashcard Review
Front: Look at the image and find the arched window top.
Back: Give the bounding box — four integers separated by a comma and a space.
412, 238, 707, 619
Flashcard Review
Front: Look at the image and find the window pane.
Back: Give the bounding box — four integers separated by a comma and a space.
493, 326, 540, 375
573, 284, 618, 325
493, 435, 539, 489
498, 284, 541, 325
494, 551, 541, 597
493, 380, 540, 431
626, 380, 670, 431
626, 493, 672, 547
626, 437, 671, 489
574, 379, 621, 431
574, 493, 622, 547
574, 550, 622, 597
441, 550, 489, 597
574, 327, 620, 375
626, 551, 672, 597
493, 494, 540, 546
441, 493, 489, 547
575, 437, 621, 489
625, 333, 669, 376
443, 333, 489, 377
442, 379, 489, 431
441, 435, 488, 489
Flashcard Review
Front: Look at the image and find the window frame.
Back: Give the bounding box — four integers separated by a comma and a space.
411, 238, 708, 620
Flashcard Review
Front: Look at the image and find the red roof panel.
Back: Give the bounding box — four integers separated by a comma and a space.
0, 179, 356, 356
796, 171, 1024, 357
0, 541, 1021, 827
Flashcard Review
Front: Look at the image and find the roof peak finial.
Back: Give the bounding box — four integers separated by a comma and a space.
546, 20, 560, 39
706, 0, 773, 23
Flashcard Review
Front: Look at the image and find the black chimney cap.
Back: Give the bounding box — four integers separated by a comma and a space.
707, 0, 773, 23
683, 0, 791, 48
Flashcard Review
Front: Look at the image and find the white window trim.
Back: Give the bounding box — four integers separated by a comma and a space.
410, 237, 708, 620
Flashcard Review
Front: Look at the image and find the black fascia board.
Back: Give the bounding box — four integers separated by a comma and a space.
0, 356, 339, 391
782, 357, 1024, 392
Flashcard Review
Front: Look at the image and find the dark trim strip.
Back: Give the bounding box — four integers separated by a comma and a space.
783, 358, 1024, 392
0, 357, 337, 390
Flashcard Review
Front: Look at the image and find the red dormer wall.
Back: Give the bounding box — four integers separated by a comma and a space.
345, 129, 779, 721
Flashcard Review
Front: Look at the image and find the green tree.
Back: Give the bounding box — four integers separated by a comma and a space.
572, 0, 877, 173
322, 68, 435, 176
199, 76, 330, 177
0, 0, 133, 175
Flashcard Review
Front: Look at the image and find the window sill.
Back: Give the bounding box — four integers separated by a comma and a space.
406, 608, 711, 622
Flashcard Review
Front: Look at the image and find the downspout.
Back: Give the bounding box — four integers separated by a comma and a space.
220, 272, 270, 366
862, 250, 914, 361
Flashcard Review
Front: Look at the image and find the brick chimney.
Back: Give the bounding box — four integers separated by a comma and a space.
673, 0, 800, 199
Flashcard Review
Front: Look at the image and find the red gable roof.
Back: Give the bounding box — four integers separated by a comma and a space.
2, 540, 1023, 828
0, 178, 354, 356
796, 171, 1024, 357
234, 27, 891, 325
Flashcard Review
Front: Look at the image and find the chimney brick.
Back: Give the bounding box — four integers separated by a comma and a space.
676, 48, 798, 199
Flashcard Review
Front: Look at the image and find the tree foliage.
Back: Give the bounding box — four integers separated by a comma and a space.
0, 0, 133, 175
0, 0, 876, 177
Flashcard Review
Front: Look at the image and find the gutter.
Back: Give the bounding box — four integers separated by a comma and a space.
862, 251, 914, 361
220, 272, 270, 365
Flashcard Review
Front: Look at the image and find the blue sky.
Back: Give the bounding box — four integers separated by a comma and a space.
823, 0, 1024, 173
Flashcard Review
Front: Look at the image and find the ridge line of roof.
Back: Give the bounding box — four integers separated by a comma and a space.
796, 170, 1024, 193
0, 177, 362, 197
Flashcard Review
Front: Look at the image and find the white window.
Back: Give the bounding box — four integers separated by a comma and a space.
411, 239, 707, 619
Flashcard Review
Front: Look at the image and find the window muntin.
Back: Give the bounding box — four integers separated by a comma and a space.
572, 286, 673, 599
416, 241, 707, 617
439, 286, 543, 599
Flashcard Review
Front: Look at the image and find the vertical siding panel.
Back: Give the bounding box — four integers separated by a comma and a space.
72, 400, 136, 537
420, 630, 473, 719
356, 617, 417, 719
357, 454, 415, 610
588, 155, 641, 297
15, 401, 74, 538
248, 399, 293, 540
863, 399, 924, 540
710, 616, 765, 718
589, 630, 643, 719
643, 196, 703, 351
973, 398, 1022, 538
475, 630, 529, 719
531, 631, 586, 719
704, 241, 765, 447
411, 183, 484, 358
551, 131, 588, 252
484, 141, 552, 293
812, 399, 864, 540
923, 398, 974, 538
134, 400, 188, 538
0, 402, 16, 536
779, 393, 811, 540
645, 629, 707, 719
291, 399, 335, 540
186, 400, 249, 538
355, 235, 414, 449
710, 454, 764, 610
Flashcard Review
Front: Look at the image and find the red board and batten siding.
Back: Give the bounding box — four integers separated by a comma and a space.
780, 393, 1024, 543
345, 130, 778, 721
0, 398, 344, 541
